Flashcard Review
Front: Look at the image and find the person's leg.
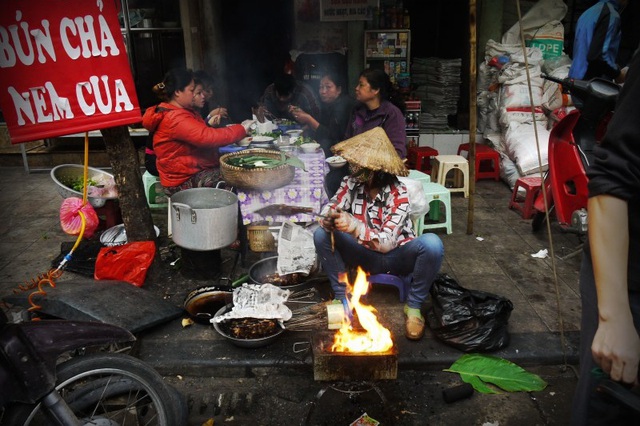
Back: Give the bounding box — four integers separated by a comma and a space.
314, 228, 388, 300
314, 228, 349, 300
192, 168, 223, 188
382, 233, 444, 309
381, 233, 443, 340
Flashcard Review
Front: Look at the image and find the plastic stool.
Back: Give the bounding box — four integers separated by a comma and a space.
408, 168, 431, 183
94, 199, 123, 230
407, 146, 439, 174
415, 182, 452, 234
509, 176, 543, 219
432, 155, 469, 198
143, 171, 169, 209
457, 143, 501, 181
368, 273, 411, 302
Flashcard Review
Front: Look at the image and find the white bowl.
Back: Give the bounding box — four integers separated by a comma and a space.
237, 137, 252, 147
251, 135, 275, 143
325, 155, 347, 168
285, 129, 303, 137
299, 142, 320, 153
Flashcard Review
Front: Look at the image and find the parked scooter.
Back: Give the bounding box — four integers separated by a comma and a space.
531, 75, 620, 233
0, 309, 187, 425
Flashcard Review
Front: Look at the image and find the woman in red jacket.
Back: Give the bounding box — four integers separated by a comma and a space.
142, 68, 254, 195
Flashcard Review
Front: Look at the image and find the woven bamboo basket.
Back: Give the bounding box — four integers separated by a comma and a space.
246, 224, 277, 252
220, 149, 295, 191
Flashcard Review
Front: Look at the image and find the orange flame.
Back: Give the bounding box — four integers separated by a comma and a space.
331, 266, 393, 353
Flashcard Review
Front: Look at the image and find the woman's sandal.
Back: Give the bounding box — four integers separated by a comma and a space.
405, 315, 425, 340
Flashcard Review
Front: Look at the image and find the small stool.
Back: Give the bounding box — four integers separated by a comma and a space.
457, 143, 501, 181
415, 182, 452, 234
94, 199, 123, 230
408, 168, 431, 183
509, 176, 543, 219
407, 146, 439, 174
142, 171, 169, 209
368, 274, 411, 302
432, 155, 469, 198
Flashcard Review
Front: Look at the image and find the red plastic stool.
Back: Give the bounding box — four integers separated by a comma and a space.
94, 200, 123, 230
407, 146, 439, 174
509, 176, 542, 219
457, 143, 501, 181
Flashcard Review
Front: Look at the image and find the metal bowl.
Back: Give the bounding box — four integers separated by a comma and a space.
184, 286, 233, 324
212, 304, 284, 348
248, 256, 318, 292
51, 164, 118, 208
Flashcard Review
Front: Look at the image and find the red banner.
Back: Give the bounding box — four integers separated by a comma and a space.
0, 0, 141, 144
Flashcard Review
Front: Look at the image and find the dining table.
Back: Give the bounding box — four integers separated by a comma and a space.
236, 149, 330, 225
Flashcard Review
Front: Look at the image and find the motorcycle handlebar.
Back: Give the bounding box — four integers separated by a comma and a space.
540, 73, 605, 104
541, 73, 566, 85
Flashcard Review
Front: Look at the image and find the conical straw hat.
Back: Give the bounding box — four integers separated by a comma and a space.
331, 127, 409, 177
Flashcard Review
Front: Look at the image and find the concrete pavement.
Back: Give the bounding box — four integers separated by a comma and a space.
0, 165, 585, 425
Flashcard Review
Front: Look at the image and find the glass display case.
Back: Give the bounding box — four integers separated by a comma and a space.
364, 29, 411, 92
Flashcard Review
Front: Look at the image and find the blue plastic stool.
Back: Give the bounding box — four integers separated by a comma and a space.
368, 273, 411, 302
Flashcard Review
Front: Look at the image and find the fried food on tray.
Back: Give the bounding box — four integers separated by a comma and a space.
221, 318, 280, 339
261, 272, 303, 286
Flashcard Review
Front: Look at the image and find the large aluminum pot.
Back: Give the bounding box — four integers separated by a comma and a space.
170, 188, 238, 251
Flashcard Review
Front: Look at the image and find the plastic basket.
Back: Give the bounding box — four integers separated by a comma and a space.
247, 225, 276, 252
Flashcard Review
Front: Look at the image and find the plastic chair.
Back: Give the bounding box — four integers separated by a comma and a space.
457, 143, 501, 181
368, 273, 411, 302
415, 182, 452, 234
432, 155, 469, 198
142, 170, 169, 209
509, 176, 542, 219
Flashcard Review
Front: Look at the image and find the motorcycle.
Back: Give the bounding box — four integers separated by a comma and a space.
0, 309, 187, 425
531, 74, 620, 234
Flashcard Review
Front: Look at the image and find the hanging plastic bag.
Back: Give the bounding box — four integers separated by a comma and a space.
94, 241, 156, 287
398, 176, 430, 221
426, 273, 514, 352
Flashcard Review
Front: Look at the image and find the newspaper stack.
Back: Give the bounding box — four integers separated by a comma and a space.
412, 57, 462, 131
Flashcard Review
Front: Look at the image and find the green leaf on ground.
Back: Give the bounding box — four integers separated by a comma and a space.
443, 353, 548, 394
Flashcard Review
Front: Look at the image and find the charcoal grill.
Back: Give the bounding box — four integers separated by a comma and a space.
311, 331, 398, 381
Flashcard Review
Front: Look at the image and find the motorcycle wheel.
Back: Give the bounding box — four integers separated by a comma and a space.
5, 353, 188, 426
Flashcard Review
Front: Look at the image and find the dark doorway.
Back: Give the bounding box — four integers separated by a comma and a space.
219, 0, 294, 121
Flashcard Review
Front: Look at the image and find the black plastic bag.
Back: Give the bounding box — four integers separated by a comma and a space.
51, 240, 103, 277
426, 274, 514, 352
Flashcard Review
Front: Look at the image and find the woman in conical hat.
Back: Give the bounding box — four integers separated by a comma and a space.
314, 127, 444, 341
